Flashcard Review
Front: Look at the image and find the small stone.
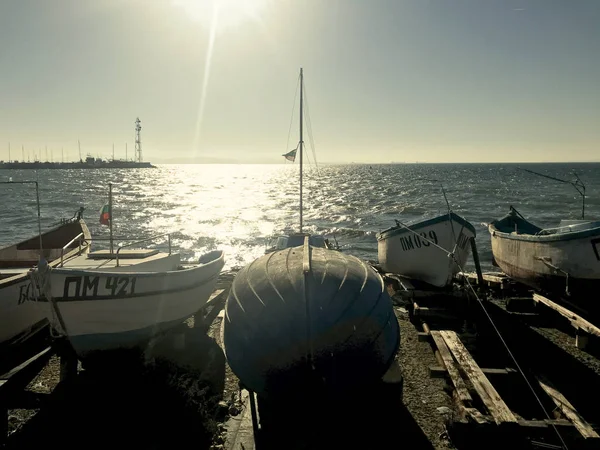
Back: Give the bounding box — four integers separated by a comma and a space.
217, 400, 229, 410
437, 406, 451, 416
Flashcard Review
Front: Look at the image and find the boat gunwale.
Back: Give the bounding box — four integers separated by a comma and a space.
488, 220, 600, 243
376, 212, 476, 241
0, 219, 91, 288
49, 249, 225, 278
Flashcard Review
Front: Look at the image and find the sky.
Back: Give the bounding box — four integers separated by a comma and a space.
1, 0, 599, 164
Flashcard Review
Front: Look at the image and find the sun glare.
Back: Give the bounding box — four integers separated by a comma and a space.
173, 0, 268, 30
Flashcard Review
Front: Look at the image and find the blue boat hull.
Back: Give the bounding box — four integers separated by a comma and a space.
223, 244, 400, 397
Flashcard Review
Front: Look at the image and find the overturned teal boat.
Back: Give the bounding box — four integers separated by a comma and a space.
222, 236, 400, 397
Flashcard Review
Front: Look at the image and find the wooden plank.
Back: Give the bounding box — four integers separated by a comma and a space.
194, 289, 226, 330
537, 376, 599, 439
518, 419, 574, 429
224, 389, 256, 450
0, 346, 53, 393
429, 365, 517, 378
440, 330, 517, 424
429, 331, 472, 403
533, 294, 600, 339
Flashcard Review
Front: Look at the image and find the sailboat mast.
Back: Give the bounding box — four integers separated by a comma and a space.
299, 68, 303, 233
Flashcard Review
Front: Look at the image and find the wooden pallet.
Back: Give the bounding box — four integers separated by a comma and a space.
425, 329, 599, 448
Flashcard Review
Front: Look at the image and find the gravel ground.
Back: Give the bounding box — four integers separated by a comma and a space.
394, 306, 456, 449
5, 269, 466, 450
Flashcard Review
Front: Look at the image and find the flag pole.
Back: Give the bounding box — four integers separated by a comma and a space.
109, 182, 114, 254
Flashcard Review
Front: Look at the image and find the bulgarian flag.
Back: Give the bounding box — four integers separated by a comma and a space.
282, 148, 297, 162
99, 202, 111, 226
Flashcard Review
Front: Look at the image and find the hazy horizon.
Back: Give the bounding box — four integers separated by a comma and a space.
1, 0, 599, 164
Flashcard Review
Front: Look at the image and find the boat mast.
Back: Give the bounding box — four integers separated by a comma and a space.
299, 68, 303, 233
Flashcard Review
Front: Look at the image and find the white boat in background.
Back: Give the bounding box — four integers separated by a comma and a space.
30, 183, 225, 358
377, 212, 476, 287
489, 206, 600, 315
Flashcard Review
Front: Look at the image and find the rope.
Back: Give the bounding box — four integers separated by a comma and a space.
29, 261, 68, 338
391, 221, 570, 450
285, 73, 301, 164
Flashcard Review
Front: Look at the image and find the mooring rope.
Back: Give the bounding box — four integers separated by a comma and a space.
391, 221, 570, 450
29, 263, 69, 338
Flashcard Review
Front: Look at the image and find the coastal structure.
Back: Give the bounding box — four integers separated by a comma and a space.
0, 118, 155, 169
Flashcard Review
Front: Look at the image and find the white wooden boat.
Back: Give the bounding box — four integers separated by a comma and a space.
0, 209, 90, 351
376, 212, 476, 287
29, 183, 226, 358
223, 69, 399, 398
33, 247, 224, 357
489, 206, 600, 313
223, 236, 400, 397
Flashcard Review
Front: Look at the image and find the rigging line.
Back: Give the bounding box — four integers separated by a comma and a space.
285, 73, 301, 157
301, 81, 319, 174
391, 221, 570, 450
454, 261, 570, 450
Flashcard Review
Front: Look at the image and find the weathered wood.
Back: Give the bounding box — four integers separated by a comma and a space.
194, 288, 226, 330
429, 331, 472, 403
458, 271, 508, 287
417, 331, 430, 342
224, 389, 256, 450
575, 330, 589, 350
470, 238, 484, 287
414, 305, 459, 320
440, 330, 517, 424
0, 346, 54, 445
537, 376, 599, 439
422, 323, 446, 370
517, 419, 574, 429
0, 347, 53, 394
533, 294, 600, 339
429, 365, 517, 378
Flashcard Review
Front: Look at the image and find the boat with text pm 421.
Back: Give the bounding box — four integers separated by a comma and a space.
29, 183, 225, 360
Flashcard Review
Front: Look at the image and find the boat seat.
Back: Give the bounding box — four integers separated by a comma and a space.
87, 249, 160, 259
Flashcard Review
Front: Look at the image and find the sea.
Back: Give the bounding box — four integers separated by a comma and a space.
1, 163, 599, 273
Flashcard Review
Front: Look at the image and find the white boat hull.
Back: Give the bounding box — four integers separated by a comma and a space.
0, 218, 90, 346
377, 213, 476, 287
489, 210, 600, 307
0, 277, 49, 344
38, 250, 225, 356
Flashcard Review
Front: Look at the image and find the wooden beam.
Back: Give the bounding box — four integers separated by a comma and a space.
537, 376, 599, 440
429, 331, 472, 403
0, 346, 53, 393
533, 294, 600, 339
429, 365, 517, 378
440, 330, 517, 424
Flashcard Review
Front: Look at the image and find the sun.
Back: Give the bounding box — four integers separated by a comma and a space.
172, 0, 269, 30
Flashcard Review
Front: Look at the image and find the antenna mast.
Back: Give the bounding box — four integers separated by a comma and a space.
135, 118, 142, 163
299, 68, 303, 233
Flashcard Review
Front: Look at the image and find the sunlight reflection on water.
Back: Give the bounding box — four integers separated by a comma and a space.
1, 163, 599, 272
